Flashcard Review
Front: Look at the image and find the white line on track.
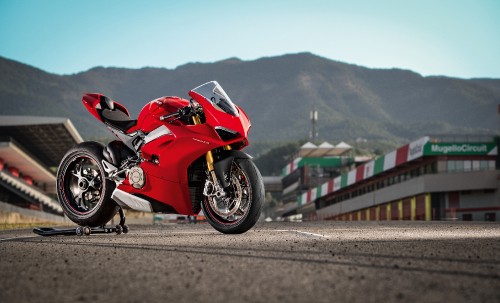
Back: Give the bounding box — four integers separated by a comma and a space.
265, 229, 330, 237
290, 230, 330, 238
263, 229, 330, 238
134, 231, 218, 235
267, 228, 373, 232
0, 236, 38, 242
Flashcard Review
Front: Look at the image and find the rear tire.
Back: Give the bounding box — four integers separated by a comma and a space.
202, 158, 264, 234
56, 142, 119, 227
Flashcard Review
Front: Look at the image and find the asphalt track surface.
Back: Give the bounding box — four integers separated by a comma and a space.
1, 221, 499, 303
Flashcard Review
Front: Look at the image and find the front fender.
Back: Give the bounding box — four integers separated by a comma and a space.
213, 150, 253, 188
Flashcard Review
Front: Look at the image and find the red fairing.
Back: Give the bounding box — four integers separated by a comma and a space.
82, 94, 102, 122
80, 82, 253, 215
127, 96, 189, 133
119, 95, 234, 214
189, 90, 251, 144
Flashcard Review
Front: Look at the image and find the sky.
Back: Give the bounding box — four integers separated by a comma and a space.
0, 0, 499, 78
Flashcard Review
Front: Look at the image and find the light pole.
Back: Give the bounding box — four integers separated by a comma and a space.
310, 109, 318, 141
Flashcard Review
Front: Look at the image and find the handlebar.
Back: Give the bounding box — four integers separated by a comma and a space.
159, 111, 180, 121
159, 102, 203, 121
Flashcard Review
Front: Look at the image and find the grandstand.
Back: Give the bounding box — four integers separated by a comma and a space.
0, 116, 83, 223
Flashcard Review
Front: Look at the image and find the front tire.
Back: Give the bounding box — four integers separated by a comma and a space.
56, 142, 119, 227
202, 158, 264, 234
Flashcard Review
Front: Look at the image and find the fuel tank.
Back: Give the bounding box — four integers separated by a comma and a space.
127, 96, 190, 134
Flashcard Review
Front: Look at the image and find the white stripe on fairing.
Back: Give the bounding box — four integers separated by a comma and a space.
144, 125, 172, 144
111, 189, 153, 212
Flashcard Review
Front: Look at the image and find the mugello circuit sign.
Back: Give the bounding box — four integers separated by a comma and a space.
424, 142, 497, 155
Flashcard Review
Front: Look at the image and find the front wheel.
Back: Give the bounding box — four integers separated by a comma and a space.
202, 158, 264, 234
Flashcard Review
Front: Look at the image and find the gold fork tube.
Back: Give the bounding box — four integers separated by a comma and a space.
192, 114, 202, 125
191, 114, 216, 173
206, 150, 215, 172
191, 114, 229, 178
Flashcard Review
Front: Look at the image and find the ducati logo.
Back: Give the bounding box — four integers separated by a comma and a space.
193, 138, 210, 145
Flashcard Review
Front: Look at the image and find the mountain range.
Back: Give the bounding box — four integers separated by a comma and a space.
1, 53, 499, 156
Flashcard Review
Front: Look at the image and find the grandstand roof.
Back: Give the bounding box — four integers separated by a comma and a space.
0, 116, 83, 167
298, 141, 352, 158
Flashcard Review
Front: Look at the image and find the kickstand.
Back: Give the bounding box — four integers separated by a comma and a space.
32, 207, 129, 237
114, 207, 129, 234
119, 207, 126, 227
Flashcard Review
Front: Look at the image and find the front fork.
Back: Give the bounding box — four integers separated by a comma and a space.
192, 114, 231, 186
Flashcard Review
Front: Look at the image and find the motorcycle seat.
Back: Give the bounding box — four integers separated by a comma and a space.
98, 95, 137, 132
101, 109, 137, 132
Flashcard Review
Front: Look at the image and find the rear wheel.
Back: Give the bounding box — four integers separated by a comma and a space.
56, 142, 119, 227
202, 158, 264, 234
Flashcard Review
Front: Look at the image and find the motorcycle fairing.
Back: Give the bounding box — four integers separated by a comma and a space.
189, 91, 251, 141
117, 122, 227, 215
82, 82, 253, 215
117, 172, 192, 214
127, 96, 190, 134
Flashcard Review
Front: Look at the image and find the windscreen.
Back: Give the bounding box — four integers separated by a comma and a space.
191, 81, 239, 116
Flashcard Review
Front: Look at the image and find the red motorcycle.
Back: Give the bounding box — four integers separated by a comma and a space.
56, 81, 264, 234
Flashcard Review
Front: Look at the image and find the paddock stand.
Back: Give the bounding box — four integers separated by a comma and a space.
33, 208, 129, 237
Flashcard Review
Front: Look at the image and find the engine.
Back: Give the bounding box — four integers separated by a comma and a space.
103, 140, 145, 188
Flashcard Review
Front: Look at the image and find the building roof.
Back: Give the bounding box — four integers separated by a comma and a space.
335, 141, 352, 149
283, 141, 354, 176
297, 141, 352, 158
318, 142, 334, 148
300, 142, 317, 149
0, 116, 83, 167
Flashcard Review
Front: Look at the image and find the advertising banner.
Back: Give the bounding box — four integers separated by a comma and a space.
408, 136, 429, 161
423, 142, 497, 156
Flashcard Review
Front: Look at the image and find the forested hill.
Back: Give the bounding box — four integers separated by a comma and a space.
1, 53, 498, 150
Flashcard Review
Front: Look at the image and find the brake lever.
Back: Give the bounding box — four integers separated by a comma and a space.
160, 112, 180, 121
160, 105, 194, 122
168, 116, 183, 124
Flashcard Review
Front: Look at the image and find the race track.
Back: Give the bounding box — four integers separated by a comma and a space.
1, 221, 499, 303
